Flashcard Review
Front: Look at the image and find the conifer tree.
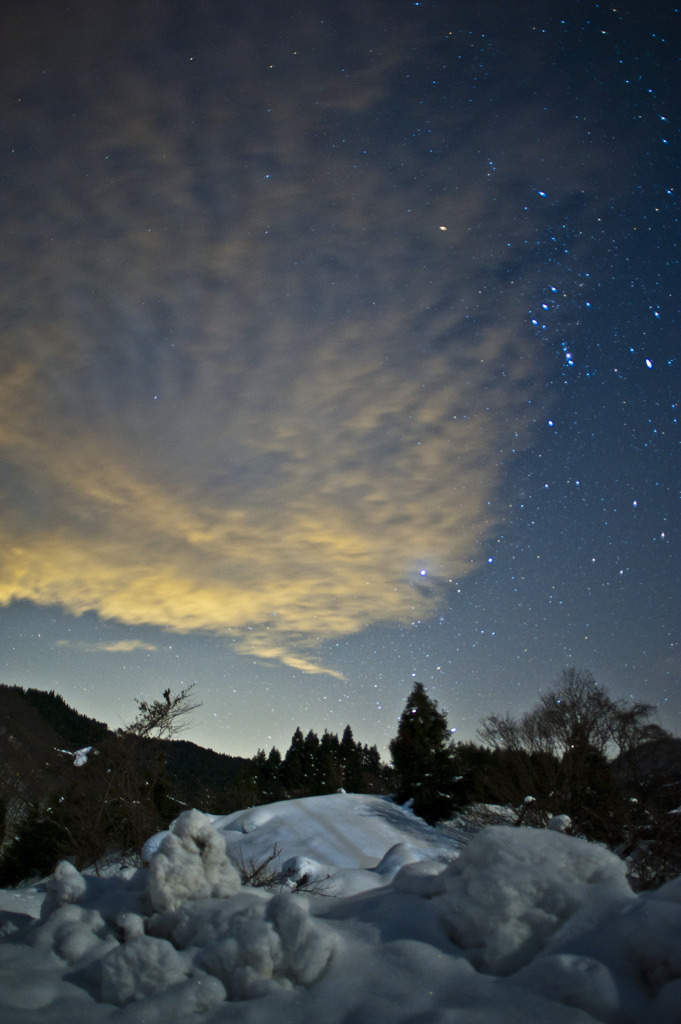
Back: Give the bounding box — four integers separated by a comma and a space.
340, 724, 364, 791
266, 746, 283, 795
303, 729, 322, 791
320, 731, 343, 792
282, 727, 306, 794
389, 682, 456, 824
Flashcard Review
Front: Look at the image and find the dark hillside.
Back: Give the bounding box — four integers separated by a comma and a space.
20, 686, 108, 748
0, 688, 72, 861
0, 684, 248, 797
613, 734, 681, 811
0, 684, 249, 816
146, 737, 250, 810
0, 687, 67, 800
0, 686, 65, 759
0, 684, 252, 881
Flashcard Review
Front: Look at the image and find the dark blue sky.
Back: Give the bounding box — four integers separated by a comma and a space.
1, 0, 678, 756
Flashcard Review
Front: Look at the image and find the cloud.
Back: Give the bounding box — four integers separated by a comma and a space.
0, 1, 601, 674
0, 327, 526, 674
56, 640, 158, 654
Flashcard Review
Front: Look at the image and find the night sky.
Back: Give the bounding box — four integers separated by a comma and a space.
1, 0, 678, 758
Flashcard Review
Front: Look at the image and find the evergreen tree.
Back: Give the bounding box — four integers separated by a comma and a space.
319, 731, 343, 792
265, 746, 284, 799
359, 743, 388, 792
361, 744, 382, 776
250, 749, 269, 798
303, 730, 322, 792
282, 727, 306, 794
340, 725, 364, 791
389, 682, 457, 824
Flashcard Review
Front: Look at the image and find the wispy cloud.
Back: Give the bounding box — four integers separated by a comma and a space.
56, 640, 158, 654
0, 2, 600, 674
1, 324, 528, 674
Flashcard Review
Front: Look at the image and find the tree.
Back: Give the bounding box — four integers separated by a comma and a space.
125, 686, 201, 740
478, 668, 664, 844
282, 727, 306, 794
479, 668, 657, 763
0, 730, 174, 882
359, 742, 388, 793
389, 682, 457, 824
303, 730, 322, 791
245, 725, 391, 803
2, 688, 202, 880
340, 725, 364, 792
319, 731, 343, 792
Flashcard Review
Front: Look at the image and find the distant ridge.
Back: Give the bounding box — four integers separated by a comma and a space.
16, 685, 109, 748
0, 683, 249, 807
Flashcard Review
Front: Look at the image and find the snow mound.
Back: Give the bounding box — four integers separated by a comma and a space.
40, 859, 86, 919
3, 796, 681, 1023
281, 855, 329, 886
100, 933, 189, 1005
213, 793, 460, 879
1, 810, 339, 1015
436, 825, 632, 974
33, 902, 117, 965
141, 830, 169, 863
235, 806, 276, 834
511, 953, 620, 1019
547, 814, 572, 833
197, 893, 338, 997
372, 841, 433, 877
148, 809, 241, 912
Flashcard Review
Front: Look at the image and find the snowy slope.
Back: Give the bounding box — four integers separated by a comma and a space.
2, 792, 681, 1023
143, 793, 462, 896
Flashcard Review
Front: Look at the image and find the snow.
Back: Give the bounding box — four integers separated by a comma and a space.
56, 747, 92, 767
548, 814, 573, 833
147, 809, 241, 913
2, 792, 681, 1023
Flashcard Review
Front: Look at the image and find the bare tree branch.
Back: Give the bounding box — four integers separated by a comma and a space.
124, 685, 201, 740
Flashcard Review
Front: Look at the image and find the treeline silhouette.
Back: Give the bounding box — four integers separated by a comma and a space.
388, 671, 681, 888
2, 672, 681, 889
236, 725, 390, 806
0, 685, 390, 884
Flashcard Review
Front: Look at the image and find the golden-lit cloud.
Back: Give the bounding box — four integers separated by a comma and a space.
0, 325, 528, 674
56, 640, 158, 654
0, 1, 599, 675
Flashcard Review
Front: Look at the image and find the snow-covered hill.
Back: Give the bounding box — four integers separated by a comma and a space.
2, 793, 681, 1023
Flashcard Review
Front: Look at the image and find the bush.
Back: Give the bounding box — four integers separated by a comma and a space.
0, 810, 65, 886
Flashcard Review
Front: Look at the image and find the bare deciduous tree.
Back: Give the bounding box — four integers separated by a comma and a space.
479, 668, 659, 762
125, 686, 201, 740
477, 668, 668, 847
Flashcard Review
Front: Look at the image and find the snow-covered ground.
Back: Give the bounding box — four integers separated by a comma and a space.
2, 792, 681, 1023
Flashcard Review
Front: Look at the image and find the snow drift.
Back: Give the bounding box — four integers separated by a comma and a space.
2, 793, 681, 1023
